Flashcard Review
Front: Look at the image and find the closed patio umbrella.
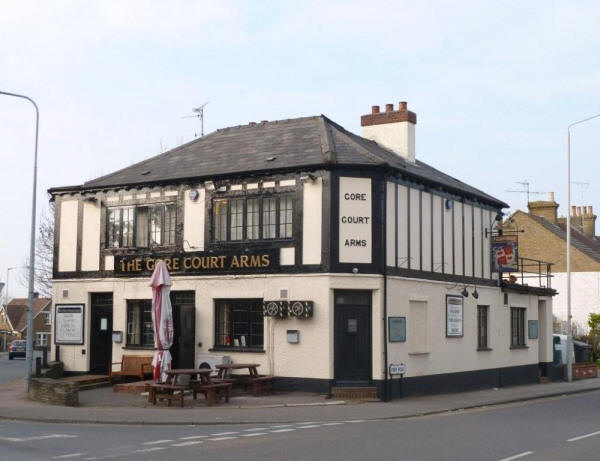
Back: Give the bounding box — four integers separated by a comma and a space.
150, 260, 174, 383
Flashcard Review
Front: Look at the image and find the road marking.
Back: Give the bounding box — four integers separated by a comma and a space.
143, 439, 174, 445
270, 424, 292, 428
0, 434, 78, 443
568, 430, 600, 442
242, 433, 267, 437
244, 427, 268, 431
208, 436, 238, 441
499, 451, 534, 461
172, 440, 204, 447
322, 422, 344, 426
345, 420, 366, 423
179, 435, 208, 440
211, 431, 239, 436
53, 454, 85, 459
297, 425, 321, 429
135, 447, 168, 453
270, 428, 295, 433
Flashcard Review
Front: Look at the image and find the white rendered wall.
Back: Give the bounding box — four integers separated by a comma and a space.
183, 187, 205, 251
552, 272, 600, 332
302, 177, 322, 265
397, 185, 409, 269
421, 192, 432, 272
58, 200, 78, 272
81, 201, 100, 271
464, 204, 474, 277
453, 202, 463, 275
483, 209, 492, 279
409, 189, 421, 270
432, 195, 443, 273
443, 201, 453, 274
473, 206, 483, 278
386, 182, 396, 266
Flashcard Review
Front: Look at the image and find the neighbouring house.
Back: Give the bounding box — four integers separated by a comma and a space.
6, 297, 52, 348
48, 101, 556, 399
0, 304, 19, 351
505, 193, 600, 333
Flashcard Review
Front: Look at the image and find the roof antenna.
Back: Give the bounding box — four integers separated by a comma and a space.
182, 101, 209, 137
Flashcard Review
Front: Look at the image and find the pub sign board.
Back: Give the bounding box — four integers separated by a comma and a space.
114, 249, 279, 277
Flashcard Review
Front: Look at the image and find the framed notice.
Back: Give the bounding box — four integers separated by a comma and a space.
388, 317, 406, 342
528, 320, 539, 339
446, 295, 464, 337
54, 304, 85, 345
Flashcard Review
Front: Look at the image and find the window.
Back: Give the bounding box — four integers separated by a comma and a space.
127, 300, 154, 347
477, 305, 488, 350
43, 312, 52, 326
510, 307, 526, 347
36, 332, 49, 347
214, 299, 263, 349
212, 195, 294, 242
107, 203, 176, 248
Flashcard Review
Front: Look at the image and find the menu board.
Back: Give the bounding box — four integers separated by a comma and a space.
446, 295, 463, 337
55, 304, 85, 345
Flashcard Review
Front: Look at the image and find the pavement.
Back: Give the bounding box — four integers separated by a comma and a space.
1, 376, 600, 426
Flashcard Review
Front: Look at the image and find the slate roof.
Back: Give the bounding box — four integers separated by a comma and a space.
6, 298, 51, 333
52, 115, 506, 208
527, 213, 600, 263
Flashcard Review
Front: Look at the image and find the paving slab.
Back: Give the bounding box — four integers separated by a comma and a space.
1, 376, 599, 426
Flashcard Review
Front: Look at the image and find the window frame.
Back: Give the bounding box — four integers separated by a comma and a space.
510, 307, 526, 348
43, 312, 52, 326
36, 332, 49, 347
211, 194, 294, 243
106, 202, 177, 249
126, 299, 155, 349
213, 299, 264, 351
477, 305, 489, 350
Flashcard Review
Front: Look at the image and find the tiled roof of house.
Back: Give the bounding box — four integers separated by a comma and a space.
6, 298, 51, 332
527, 213, 600, 263
50, 115, 506, 208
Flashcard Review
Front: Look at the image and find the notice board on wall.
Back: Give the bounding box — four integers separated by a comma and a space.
55, 304, 85, 345
446, 295, 464, 337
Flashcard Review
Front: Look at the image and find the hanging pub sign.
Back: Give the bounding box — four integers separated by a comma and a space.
55, 304, 85, 345
446, 295, 463, 337
114, 249, 279, 277
492, 235, 518, 273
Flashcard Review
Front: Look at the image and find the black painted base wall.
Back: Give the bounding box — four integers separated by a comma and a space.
375, 363, 548, 400
274, 376, 331, 394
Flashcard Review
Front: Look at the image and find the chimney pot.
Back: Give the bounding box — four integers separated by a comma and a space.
577, 206, 583, 216
385, 103, 394, 112
399, 101, 407, 111
249, 122, 256, 126
548, 191, 555, 202
371, 105, 380, 114
571, 206, 577, 217
587, 206, 593, 215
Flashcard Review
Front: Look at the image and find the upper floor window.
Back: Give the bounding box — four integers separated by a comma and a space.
212, 195, 294, 242
107, 203, 176, 248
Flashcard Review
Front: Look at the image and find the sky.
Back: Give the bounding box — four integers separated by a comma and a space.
1, 1, 599, 298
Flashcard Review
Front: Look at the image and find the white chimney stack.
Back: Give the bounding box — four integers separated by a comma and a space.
360, 101, 417, 163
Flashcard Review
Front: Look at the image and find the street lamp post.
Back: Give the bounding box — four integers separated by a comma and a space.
566, 113, 600, 382
0, 91, 39, 392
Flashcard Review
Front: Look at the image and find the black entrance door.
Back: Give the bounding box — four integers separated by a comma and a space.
334, 290, 372, 384
171, 292, 195, 369
90, 293, 113, 374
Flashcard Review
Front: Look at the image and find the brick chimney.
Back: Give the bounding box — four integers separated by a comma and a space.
570, 204, 597, 238
361, 101, 417, 163
528, 191, 558, 223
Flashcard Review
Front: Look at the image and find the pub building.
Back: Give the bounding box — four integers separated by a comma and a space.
48, 101, 556, 399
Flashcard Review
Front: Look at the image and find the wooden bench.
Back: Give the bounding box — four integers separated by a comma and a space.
109, 355, 153, 384
191, 382, 232, 406
245, 375, 275, 396
148, 383, 187, 408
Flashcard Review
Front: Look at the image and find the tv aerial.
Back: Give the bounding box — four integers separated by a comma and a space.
183, 101, 209, 137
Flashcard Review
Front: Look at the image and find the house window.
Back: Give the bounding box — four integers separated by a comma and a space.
214, 299, 263, 349
126, 300, 154, 348
43, 312, 52, 326
36, 332, 49, 347
510, 307, 526, 347
477, 305, 488, 350
212, 195, 294, 242
107, 203, 176, 248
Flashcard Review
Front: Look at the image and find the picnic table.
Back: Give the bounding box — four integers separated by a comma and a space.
147, 368, 232, 407
215, 363, 275, 396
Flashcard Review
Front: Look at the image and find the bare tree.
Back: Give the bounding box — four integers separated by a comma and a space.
19, 202, 54, 297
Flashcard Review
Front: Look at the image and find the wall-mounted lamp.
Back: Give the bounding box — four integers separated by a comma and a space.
83, 196, 98, 203
300, 173, 316, 183
352, 267, 359, 274
204, 180, 215, 190
472, 288, 479, 299
461, 287, 469, 297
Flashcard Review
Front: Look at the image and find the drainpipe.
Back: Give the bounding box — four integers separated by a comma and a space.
382, 177, 389, 401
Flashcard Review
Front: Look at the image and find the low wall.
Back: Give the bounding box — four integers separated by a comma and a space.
29, 378, 78, 406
